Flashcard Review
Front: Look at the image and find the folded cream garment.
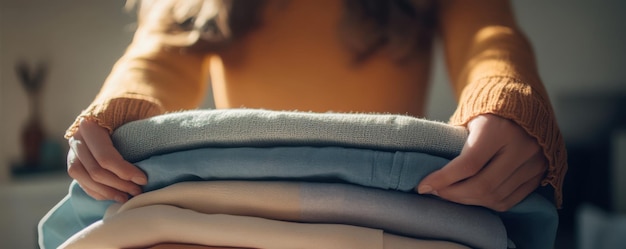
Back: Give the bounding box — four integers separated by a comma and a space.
107, 180, 504, 249
61, 204, 469, 249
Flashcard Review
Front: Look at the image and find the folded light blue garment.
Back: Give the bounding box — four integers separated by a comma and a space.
140, 147, 448, 193
298, 181, 505, 248
111, 109, 469, 162
39, 109, 558, 249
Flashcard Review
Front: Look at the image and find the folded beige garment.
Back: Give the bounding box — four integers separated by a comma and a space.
148, 245, 248, 249
61, 205, 469, 249
108, 181, 302, 220
108, 181, 498, 247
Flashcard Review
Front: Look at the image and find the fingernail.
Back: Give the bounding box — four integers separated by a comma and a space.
132, 176, 147, 185
431, 190, 439, 196
417, 185, 432, 194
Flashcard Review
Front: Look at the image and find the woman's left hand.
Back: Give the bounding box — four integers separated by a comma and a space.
416, 114, 548, 212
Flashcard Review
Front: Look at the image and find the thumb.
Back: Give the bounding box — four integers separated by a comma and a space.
417, 151, 487, 194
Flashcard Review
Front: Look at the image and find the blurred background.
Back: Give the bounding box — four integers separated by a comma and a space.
1, 0, 625, 248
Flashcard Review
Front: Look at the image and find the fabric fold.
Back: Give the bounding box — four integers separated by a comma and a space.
111, 109, 469, 162
40, 109, 559, 249
109, 181, 506, 249
40, 146, 556, 249
62, 204, 470, 249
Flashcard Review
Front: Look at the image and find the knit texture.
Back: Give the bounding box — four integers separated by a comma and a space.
111, 109, 469, 163
449, 76, 567, 207
65, 94, 164, 139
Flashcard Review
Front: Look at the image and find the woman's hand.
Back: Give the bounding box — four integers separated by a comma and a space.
417, 114, 547, 212
67, 119, 147, 203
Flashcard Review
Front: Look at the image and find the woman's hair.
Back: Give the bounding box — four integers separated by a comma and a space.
130, 0, 437, 62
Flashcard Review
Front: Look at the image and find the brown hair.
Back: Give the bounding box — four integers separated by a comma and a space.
131, 0, 437, 62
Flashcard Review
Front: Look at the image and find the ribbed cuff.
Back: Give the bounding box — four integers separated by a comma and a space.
65, 93, 166, 139
450, 76, 567, 208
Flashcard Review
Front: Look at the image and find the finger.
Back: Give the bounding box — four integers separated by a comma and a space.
79, 119, 147, 185
67, 148, 100, 199
492, 171, 544, 212
67, 149, 129, 202
491, 151, 547, 202
456, 114, 541, 196
444, 141, 540, 200
430, 154, 516, 204
417, 121, 502, 194
81, 184, 109, 201
473, 142, 540, 192
436, 152, 546, 211
71, 130, 142, 196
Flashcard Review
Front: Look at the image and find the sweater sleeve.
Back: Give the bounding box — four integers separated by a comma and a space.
65, 1, 210, 138
440, 0, 567, 207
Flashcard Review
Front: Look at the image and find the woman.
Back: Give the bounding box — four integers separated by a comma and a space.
65, 0, 566, 212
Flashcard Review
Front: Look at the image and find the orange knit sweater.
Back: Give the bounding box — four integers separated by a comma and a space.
66, 0, 567, 207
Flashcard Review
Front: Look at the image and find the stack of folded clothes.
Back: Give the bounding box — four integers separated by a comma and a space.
39, 109, 558, 249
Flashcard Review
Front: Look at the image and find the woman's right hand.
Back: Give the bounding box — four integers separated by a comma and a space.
67, 119, 147, 203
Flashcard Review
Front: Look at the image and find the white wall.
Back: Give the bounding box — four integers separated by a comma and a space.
0, 173, 70, 249
511, 0, 626, 145
0, 1, 134, 247
513, 0, 626, 92
0, 0, 135, 182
